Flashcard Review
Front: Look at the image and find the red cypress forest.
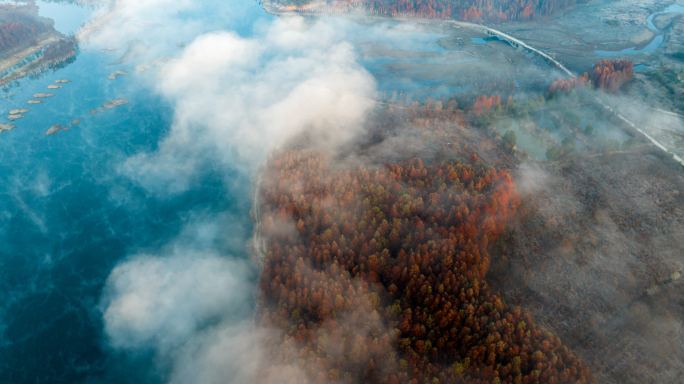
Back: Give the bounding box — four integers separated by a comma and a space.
472, 95, 501, 115
547, 60, 633, 96
0, 1, 78, 87
547, 74, 588, 96
43, 38, 77, 62
589, 60, 633, 93
276, 0, 589, 23
0, 21, 46, 51
255, 147, 595, 383
0, 1, 53, 53
0, 22, 50, 52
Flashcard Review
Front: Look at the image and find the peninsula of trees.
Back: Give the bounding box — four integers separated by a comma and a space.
256, 149, 594, 384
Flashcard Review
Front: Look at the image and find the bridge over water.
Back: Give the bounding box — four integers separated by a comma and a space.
450, 21, 575, 78
264, 2, 684, 166
450, 20, 684, 166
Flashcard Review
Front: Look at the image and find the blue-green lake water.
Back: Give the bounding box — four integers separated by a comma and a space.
0, 0, 498, 382
0, 1, 264, 383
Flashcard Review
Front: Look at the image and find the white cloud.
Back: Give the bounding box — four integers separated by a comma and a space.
101, 252, 253, 351
121, 16, 376, 194
166, 322, 264, 384
101, 5, 378, 384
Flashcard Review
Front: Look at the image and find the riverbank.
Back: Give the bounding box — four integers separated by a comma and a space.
265, 0, 684, 73
0, 1, 119, 89
0, 44, 77, 88
0, 32, 62, 76
262, 2, 574, 96
262, 0, 684, 167
75, 4, 121, 43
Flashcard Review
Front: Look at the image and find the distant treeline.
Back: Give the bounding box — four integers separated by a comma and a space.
548, 59, 634, 96
0, 21, 48, 51
278, 0, 590, 23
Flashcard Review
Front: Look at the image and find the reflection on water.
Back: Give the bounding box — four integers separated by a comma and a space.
0, 1, 269, 383
0, 0, 99, 35
470, 35, 508, 46
0, 0, 644, 382
0, 1, 545, 382
35, 0, 100, 34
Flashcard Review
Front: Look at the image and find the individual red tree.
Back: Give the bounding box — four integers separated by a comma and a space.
547, 73, 588, 96
471, 94, 501, 115
589, 59, 633, 92
0, 2, 51, 51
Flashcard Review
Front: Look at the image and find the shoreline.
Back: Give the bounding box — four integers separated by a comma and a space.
261, 2, 684, 167
0, 1, 120, 88
0, 33, 62, 76
0, 47, 76, 88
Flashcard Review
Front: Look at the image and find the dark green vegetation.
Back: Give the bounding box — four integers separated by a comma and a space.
639, 66, 684, 113
669, 51, 684, 61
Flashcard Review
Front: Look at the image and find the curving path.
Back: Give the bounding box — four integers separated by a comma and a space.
449, 20, 576, 78
450, 20, 684, 166
263, 3, 684, 166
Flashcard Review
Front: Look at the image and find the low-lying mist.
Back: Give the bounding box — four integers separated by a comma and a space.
98, 3, 379, 383
92, 0, 684, 383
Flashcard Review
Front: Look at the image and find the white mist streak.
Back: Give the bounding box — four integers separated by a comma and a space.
121, 16, 375, 194
102, 6, 378, 384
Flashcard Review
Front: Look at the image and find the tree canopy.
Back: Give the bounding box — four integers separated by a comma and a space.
256, 149, 594, 384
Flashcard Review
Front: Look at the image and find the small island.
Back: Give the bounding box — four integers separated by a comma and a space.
150, 56, 174, 66
102, 97, 129, 109
0, 3, 78, 87
45, 123, 69, 135
107, 70, 130, 80
0, 123, 16, 134
134, 64, 152, 72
